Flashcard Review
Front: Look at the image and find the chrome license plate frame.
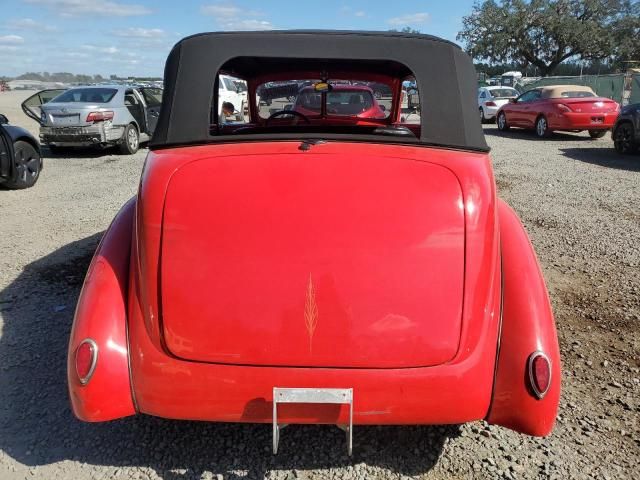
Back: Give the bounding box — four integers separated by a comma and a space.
272, 387, 353, 456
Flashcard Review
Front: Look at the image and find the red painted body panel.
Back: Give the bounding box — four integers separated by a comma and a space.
160, 154, 465, 367
126, 142, 503, 424
67, 198, 136, 422
500, 97, 618, 131
69, 141, 560, 435
486, 200, 561, 436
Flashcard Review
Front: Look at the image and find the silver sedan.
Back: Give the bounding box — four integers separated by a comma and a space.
22, 85, 162, 154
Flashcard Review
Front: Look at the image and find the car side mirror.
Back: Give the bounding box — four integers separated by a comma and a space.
509, 98, 517, 104
0, 114, 8, 125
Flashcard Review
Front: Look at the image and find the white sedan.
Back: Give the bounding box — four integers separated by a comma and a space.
478, 86, 519, 123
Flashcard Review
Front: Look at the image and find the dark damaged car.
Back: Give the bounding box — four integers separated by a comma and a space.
0, 113, 42, 189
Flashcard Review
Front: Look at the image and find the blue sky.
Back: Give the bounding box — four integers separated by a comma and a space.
0, 0, 475, 77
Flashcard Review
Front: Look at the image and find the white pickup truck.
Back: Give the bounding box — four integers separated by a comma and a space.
219, 74, 248, 121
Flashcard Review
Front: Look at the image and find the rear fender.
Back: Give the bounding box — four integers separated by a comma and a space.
486, 199, 561, 436
67, 198, 137, 421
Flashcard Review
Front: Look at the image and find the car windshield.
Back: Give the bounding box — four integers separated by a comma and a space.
559, 91, 596, 98
52, 88, 117, 103
296, 89, 376, 116
490, 88, 517, 98
256, 79, 391, 121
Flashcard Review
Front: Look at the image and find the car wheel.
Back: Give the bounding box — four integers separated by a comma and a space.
3, 140, 41, 189
613, 123, 637, 154
479, 107, 487, 124
119, 124, 139, 155
535, 116, 551, 138
588, 130, 607, 139
497, 111, 509, 131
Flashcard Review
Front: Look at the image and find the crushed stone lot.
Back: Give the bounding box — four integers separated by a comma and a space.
0, 92, 639, 478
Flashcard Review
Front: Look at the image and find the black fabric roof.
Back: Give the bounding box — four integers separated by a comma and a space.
150, 30, 489, 152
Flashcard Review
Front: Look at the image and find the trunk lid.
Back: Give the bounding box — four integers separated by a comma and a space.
160, 151, 465, 368
559, 97, 618, 113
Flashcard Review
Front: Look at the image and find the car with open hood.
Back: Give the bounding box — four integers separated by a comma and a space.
496, 85, 619, 138
67, 31, 561, 456
22, 85, 162, 154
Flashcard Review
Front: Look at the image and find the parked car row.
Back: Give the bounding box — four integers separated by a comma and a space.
479, 83, 638, 155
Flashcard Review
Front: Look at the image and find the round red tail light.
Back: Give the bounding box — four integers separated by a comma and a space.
75, 339, 98, 385
528, 351, 551, 399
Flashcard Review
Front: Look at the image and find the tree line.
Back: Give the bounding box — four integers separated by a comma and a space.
458, 0, 640, 77
0, 72, 162, 83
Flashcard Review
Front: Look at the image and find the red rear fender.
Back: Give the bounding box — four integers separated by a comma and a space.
487, 199, 561, 436
67, 198, 136, 421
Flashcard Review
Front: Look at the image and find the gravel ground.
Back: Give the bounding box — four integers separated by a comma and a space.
0, 96, 639, 479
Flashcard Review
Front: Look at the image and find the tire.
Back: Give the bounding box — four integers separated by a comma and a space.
535, 116, 551, 138
613, 123, 637, 154
588, 130, 607, 139
3, 140, 41, 189
497, 111, 510, 131
119, 124, 139, 155
480, 107, 487, 124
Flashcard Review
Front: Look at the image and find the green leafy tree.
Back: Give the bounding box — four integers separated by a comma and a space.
457, 0, 633, 76
611, 1, 640, 69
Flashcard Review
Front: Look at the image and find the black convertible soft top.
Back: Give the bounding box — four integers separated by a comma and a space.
150, 30, 489, 152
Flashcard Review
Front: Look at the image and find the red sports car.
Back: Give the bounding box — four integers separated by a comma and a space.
497, 85, 619, 138
67, 31, 560, 456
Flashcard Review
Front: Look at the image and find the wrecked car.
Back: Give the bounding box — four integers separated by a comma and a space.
22, 85, 162, 154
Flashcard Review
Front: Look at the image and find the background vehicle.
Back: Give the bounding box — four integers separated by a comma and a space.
292, 84, 387, 119
612, 102, 640, 154
67, 32, 560, 455
496, 85, 619, 138
219, 74, 247, 121
22, 85, 162, 154
478, 86, 519, 123
0, 113, 42, 189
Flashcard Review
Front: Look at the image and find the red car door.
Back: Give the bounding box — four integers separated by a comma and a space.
509, 90, 540, 127
522, 90, 543, 127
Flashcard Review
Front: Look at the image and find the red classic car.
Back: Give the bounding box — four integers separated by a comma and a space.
67, 31, 561, 455
293, 84, 387, 119
497, 85, 619, 138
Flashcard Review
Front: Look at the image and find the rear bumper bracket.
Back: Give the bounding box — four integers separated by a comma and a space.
272, 387, 353, 456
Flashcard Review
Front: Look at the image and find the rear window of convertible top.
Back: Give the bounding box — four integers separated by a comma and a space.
53, 88, 117, 103
210, 57, 421, 136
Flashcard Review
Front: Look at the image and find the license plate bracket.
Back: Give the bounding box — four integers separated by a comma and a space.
272, 387, 353, 456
